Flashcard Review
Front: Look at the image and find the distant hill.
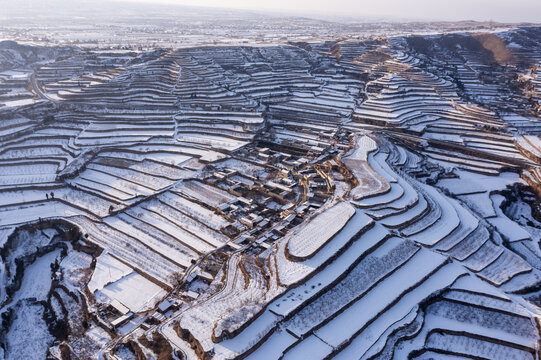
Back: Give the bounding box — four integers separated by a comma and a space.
406, 32, 530, 67
0, 41, 75, 71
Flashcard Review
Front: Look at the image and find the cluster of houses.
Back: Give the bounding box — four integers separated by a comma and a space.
202, 143, 342, 254
98, 286, 211, 332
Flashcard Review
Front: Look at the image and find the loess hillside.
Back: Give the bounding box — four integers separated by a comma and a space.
1, 25, 541, 360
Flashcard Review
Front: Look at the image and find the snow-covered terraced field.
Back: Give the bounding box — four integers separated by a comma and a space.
286, 202, 356, 260
2, 28, 541, 360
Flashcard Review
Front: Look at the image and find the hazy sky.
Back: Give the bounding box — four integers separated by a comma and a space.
116, 0, 541, 22
4, 0, 541, 23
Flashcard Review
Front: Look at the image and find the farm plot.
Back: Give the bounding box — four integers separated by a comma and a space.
286, 201, 355, 261
179, 209, 381, 359
95, 271, 168, 313
173, 180, 235, 208
393, 274, 539, 360
344, 152, 391, 201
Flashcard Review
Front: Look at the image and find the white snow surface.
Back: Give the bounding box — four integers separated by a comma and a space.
95, 271, 167, 313
287, 202, 355, 260
88, 252, 134, 293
